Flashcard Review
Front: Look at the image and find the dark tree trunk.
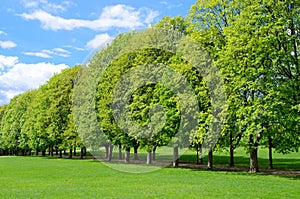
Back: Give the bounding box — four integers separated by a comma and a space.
134, 146, 139, 160
28, 149, 31, 156
124, 147, 130, 163
83, 147, 87, 156
35, 149, 39, 156
230, 145, 234, 167
118, 144, 122, 160
42, 150, 46, 157
268, 136, 273, 169
63, 150, 67, 156
73, 147, 76, 156
173, 146, 179, 167
207, 147, 213, 169
48, 147, 51, 155
147, 151, 152, 164
55, 148, 58, 155
69, 148, 72, 159
249, 148, 259, 173
59, 150, 62, 158
229, 133, 234, 167
50, 146, 54, 157
80, 148, 84, 159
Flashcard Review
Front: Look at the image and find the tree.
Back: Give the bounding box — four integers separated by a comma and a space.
0, 90, 37, 155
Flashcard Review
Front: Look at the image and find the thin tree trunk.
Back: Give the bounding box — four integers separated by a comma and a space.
55, 148, 58, 155
42, 150, 46, 157
173, 146, 179, 167
73, 147, 76, 156
118, 144, 122, 160
59, 150, 62, 158
63, 150, 67, 156
48, 147, 51, 155
69, 148, 72, 159
80, 147, 84, 159
125, 147, 130, 163
134, 146, 139, 160
35, 149, 39, 156
147, 151, 152, 164
230, 145, 234, 167
50, 146, 54, 157
268, 136, 273, 169
229, 133, 234, 167
207, 147, 213, 169
83, 147, 87, 156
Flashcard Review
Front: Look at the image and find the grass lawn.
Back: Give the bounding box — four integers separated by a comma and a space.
0, 156, 299, 198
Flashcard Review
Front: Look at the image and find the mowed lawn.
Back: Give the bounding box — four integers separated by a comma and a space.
0, 156, 299, 198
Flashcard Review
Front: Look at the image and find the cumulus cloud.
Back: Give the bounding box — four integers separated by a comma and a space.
20, 4, 159, 31
0, 40, 17, 49
23, 47, 71, 58
0, 55, 68, 105
0, 55, 18, 70
86, 34, 112, 50
0, 30, 7, 35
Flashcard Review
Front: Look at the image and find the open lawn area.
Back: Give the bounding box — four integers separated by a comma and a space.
0, 156, 299, 198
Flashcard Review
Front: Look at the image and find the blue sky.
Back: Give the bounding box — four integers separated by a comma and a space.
0, 0, 195, 105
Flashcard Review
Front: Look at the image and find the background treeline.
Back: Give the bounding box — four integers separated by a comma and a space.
0, 0, 299, 173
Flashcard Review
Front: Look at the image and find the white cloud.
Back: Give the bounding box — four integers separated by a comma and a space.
20, 4, 159, 31
23, 51, 51, 58
0, 30, 7, 35
0, 55, 18, 70
86, 34, 112, 50
23, 47, 71, 58
64, 45, 85, 51
0, 55, 68, 105
0, 40, 17, 49
21, 0, 73, 13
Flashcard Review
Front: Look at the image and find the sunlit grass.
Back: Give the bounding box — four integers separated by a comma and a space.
0, 156, 298, 198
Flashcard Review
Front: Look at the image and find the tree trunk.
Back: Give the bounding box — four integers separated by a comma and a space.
153, 146, 157, 161
134, 146, 139, 160
48, 147, 51, 155
69, 148, 72, 159
229, 133, 234, 167
50, 146, 54, 157
83, 147, 87, 156
63, 150, 67, 156
268, 136, 273, 169
118, 144, 122, 160
59, 150, 62, 158
73, 147, 76, 156
35, 149, 39, 156
230, 145, 234, 167
249, 148, 259, 173
42, 150, 46, 157
207, 147, 213, 169
107, 144, 113, 161
55, 148, 58, 155
105, 145, 109, 159
147, 151, 152, 164
173, 146, 179, 167
125, 147, 130, 163
80, 147, 84, 159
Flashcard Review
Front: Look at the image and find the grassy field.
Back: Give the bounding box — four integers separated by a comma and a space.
0, 156, 299, 198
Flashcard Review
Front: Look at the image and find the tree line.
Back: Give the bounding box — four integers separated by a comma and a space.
0, 0, 299, 172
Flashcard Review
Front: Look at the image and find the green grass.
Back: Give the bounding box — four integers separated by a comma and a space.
0, 156, 299, 198
179, 147, 300, 170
